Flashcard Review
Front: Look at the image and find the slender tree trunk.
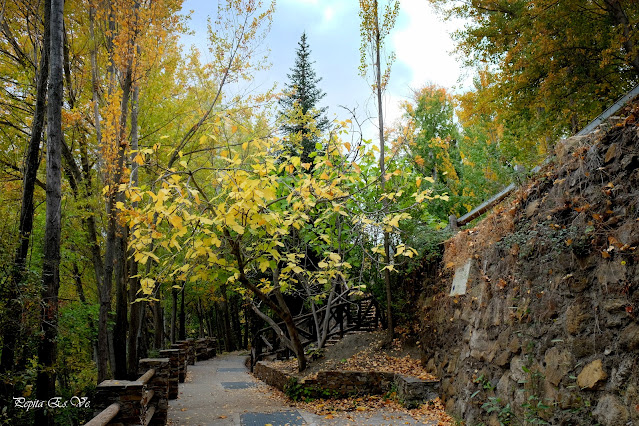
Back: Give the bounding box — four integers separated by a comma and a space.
34, 1, 63, 424
207, 308, 215, 338
1, 0, 50, 376
153, 300, 164, 349
88, 4, 112, 382
372, 0, 394, 341
170, 286, 178, 344
179, 285, 186, 341
113, 224, 128, 379
127, 84, 142, 375
215, 303, 227, 350
221, 296, 233, 351
242, 302, 249, 348
230, 295, 242, 349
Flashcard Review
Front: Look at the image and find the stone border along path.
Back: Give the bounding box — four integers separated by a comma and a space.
168, 352, 438, 425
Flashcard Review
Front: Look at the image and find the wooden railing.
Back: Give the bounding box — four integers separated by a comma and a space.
85, 337, 216, 426
250, 296, 383, 370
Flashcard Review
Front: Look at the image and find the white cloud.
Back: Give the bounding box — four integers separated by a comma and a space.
323, 6, 335, 24
392, 0, 462, 91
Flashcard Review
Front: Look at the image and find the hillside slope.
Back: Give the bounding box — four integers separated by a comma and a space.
420, 105, 639, 425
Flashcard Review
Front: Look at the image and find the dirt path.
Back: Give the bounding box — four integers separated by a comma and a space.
167, 352, 436, 425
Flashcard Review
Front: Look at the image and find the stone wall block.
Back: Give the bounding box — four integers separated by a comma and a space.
159, 349, 180, 399
170, 342, 188, 382
577, 359, 607, 389
544, 347, 573, 386
394, 374, 439, 407
592, 394, 630, 426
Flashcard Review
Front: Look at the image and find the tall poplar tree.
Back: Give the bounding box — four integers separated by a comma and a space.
359, 0, 400, 341
35, 0, 63, 423
278, 32, 329, 165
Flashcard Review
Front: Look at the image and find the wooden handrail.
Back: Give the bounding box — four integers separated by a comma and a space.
137, 368, 156, 384
84, 402, 120, 426
143, 404, 157, 426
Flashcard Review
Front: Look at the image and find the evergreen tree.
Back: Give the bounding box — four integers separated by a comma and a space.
279, 32, 329, 165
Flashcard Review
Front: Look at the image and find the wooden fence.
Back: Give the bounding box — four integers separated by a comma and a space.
85, 337, 216, 426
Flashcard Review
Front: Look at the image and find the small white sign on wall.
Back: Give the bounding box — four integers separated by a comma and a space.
450, 259, 472, 296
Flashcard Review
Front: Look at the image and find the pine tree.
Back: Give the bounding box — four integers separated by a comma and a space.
279, 32, 329, 165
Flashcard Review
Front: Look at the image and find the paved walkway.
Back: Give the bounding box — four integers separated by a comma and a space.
168, 352, 435, 425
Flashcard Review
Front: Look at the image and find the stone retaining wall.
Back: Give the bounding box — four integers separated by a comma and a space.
253, 361, 438, 406
419, 126, 639, 425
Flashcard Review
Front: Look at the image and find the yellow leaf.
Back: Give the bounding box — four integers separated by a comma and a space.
133, 154, 144, 165
179, 160, 188, 168
199, 135, 207, 144
169, 214, 183, 230
344, 142, 351, 151
140, 278, 156, 294
230, 222, 245, 235
328, 252, 341, 262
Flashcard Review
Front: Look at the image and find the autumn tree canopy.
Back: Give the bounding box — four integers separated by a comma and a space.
430, 0, 639, 162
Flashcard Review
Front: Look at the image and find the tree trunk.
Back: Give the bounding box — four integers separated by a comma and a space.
34, 1, 63, 424
373, 0, 394, 341
153, 300, 164, 349
179, 284, 186, 341
242, 302, 249, 348
113, 223, 128, 379
230, 294, 242, 349
89, 4, 112, 382
170, 286, 178, 344
127, 84, 142, 377
221, 296, 233, 351
196, 298, 205, 338
214, 303, 227, 351
1, 0, 50, 376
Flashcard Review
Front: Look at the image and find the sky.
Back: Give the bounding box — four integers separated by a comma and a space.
180, 0, 468, 140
